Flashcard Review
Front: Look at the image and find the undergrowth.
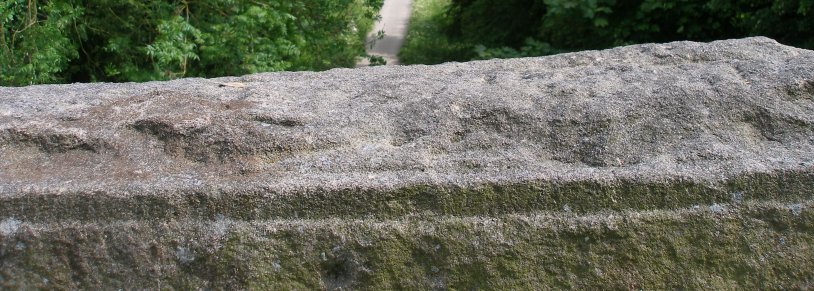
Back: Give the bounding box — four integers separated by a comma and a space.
398, 0, 473, 65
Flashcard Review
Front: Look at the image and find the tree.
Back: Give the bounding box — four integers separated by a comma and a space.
1, 0, 384, 86
441, 0, 814, 60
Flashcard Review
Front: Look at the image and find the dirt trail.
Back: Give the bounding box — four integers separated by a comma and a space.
358, 0, 412, 66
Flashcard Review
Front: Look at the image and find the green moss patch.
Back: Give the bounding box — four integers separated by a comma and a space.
2, 170, 812, 222
2, 200, 813, 289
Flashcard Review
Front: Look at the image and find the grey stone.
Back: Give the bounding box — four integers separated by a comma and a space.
2, 37, 812, 199
0, 37, 813, 289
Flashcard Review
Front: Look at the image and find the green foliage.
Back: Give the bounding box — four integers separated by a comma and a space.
367, 54, 387, 66
405, 0, 814, 63
192, 1, 302, 78
1, 0, 81, 85
146, 15, 202, 79
398, 0, 474, 65
446, 0, 546, 48
1, 0, 383, 86
474, 38, 565, 59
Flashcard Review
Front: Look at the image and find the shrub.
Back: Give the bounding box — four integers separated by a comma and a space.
0, 0, 384, 86
440, 0, 814, 60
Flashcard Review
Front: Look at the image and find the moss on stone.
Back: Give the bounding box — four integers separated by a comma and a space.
2, 171, 812, 223
2, 200, 813, 289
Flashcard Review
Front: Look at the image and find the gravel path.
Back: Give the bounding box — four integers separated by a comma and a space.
359, 0, 413, 66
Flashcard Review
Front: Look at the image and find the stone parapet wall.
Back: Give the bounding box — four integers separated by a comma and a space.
1, 37, 813, 289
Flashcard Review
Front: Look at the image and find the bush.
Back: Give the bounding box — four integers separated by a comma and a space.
1, 0, 383, 86
437, 0, 814, 60
398, 0, 474, 65
1, 0, 81, 85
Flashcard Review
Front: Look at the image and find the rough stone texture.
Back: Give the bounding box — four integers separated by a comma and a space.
1, 37, 813, 289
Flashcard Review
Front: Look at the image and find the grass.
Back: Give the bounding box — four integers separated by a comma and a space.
398, 0, 475, 65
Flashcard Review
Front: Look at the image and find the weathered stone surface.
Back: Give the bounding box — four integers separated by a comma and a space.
1, 37, 813, 289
